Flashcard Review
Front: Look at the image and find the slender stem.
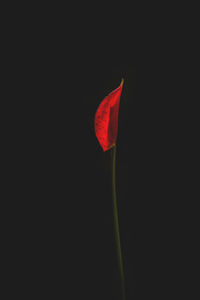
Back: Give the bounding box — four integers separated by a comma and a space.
111, 144, 126, 300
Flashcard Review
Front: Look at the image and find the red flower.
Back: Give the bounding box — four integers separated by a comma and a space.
94, 79, 124, 151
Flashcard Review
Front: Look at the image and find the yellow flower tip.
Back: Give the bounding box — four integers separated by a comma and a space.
120, 78, 124, 87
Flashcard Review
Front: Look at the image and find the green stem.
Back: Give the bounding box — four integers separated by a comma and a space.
111, 144, 126, 300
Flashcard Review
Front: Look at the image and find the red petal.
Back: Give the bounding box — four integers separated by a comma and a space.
94, 79, 124, 151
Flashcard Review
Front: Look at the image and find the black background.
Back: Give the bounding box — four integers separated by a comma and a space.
4, 5, 195, 300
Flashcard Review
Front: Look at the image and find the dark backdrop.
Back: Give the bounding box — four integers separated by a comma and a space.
7, 6, 192, 300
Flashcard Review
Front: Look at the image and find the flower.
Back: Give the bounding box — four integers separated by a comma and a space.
94, 79, 124, 151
